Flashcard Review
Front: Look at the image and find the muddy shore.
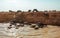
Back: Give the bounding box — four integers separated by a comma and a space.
0, 23, 60, 38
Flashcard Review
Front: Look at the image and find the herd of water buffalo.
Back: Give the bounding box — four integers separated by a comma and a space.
0, 9, 60, 29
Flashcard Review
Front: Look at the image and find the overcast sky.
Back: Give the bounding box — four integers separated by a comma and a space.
0, 0, 60, 11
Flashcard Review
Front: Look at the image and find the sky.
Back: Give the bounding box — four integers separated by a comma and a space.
0, 0, 60, 11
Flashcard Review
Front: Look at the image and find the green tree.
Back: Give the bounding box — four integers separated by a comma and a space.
33, 9, 38, 12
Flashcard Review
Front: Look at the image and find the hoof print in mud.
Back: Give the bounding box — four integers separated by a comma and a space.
34, 27, 39, 30
30, 25, 36, 28
8, 27, 12, 29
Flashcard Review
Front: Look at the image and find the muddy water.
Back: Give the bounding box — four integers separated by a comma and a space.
0, 23, 60, 38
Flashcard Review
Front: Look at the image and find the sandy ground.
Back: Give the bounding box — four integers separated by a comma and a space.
0, 23, 60, 38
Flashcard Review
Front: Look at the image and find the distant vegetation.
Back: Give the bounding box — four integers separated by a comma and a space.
0, 9, 60, 25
